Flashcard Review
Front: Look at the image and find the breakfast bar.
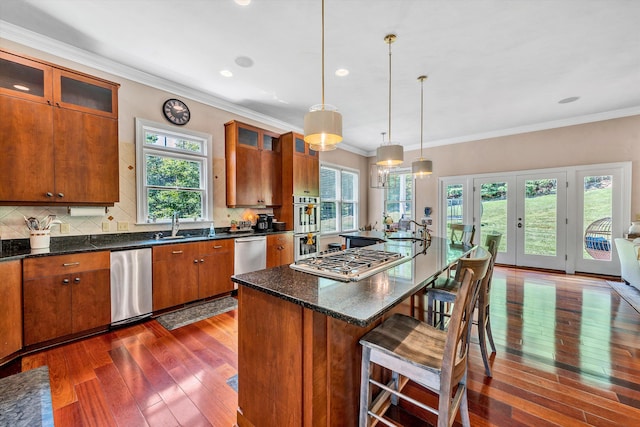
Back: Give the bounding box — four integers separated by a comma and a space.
231, 236, 474, 426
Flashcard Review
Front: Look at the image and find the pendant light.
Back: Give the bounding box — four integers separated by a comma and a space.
376, 34, 404, 167
412, 75, 433, 177
304, 0, 342, 151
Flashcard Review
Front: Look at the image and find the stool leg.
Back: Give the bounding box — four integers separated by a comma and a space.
486, 311, 497, 353
391, 371, 399, 405
359, 346, 373, 427
477, 307, 492, 377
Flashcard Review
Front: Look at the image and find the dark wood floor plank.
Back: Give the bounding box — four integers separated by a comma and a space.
46, 346, 77, 409
75, 377, 118, 427
94, 362, 149, 427
109, 343, 163, 410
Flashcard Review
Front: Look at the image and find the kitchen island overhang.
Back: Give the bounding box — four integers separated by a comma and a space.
232, 237, 475, 426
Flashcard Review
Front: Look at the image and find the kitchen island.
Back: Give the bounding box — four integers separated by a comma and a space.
231, 236, 474, 426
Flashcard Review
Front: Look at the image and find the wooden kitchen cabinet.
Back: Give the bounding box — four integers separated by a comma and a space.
266, 233, 294, 268
197, 239, 235, 299
274, 132, 320, 231
0, 260, 22, 362
225, 120, 281, 207
153, 239, 235, 310
0, 49, 119, 205
152, 243, 200, 311
23, 252, 111, 346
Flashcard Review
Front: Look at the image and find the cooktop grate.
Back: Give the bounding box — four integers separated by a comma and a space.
290, 248, 406, 282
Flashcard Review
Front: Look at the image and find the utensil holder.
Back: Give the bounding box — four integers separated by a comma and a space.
30, 230, 51, 249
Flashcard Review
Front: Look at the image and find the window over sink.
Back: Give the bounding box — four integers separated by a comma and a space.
135, 118, 212, 224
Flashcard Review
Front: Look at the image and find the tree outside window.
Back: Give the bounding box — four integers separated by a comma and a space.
135, 118, 212, 223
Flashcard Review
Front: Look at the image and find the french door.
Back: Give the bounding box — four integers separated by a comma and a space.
472, 173, 567, 270
443, 162, 630, 275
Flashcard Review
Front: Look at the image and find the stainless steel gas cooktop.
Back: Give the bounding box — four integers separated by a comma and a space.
290, 248, 406, 282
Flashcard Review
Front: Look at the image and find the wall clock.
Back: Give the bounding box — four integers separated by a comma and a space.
162, 98, 190, 125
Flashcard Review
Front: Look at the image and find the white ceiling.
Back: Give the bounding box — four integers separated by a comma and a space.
2, 0, 640, 156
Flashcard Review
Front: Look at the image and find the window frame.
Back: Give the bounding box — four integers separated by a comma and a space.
135, 118, 213, 224
320, 163, 359, 236
384, 168, 413, 223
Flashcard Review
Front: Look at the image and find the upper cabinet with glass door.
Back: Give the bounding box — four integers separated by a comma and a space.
0, 50, 118, 118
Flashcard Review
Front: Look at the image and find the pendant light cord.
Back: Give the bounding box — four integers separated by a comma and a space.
387, 38, 392, 142
420, 76, 424, 157
321, 0, 325, 108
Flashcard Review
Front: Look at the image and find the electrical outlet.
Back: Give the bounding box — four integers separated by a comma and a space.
117, 221, 129, 231
60, 223, 70, 234
636, 213, 640, 221
102, 222, 110, 232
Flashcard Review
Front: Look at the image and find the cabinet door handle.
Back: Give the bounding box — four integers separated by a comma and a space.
62, 278, 70, 284
63, 262, 80, 267
200, 259, 204, 263
213, 245, 223, 249
74, 277, 81, 283
57, 193, 64, 198
46, 192, 53, 197
172, 250, 184, 254
193, 259, 199, 264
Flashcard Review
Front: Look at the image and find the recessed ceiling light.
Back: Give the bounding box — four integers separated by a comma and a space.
220, 69, 233, 77
235, 56, 254, 68
13, 84, 30, 91
234, 0, 251, 6
335, 68, 349, 77
558, 96, 580, 104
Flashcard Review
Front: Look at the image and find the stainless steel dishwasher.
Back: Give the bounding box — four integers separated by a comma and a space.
110, 248, 152, 326
234, 236, 267, 283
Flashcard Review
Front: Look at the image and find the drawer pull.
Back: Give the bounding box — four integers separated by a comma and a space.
63, 262, 80, 267
172, 250, 184, 254
213, 245, 223, 249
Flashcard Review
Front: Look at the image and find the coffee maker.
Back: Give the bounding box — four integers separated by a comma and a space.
255, 214, 269, 232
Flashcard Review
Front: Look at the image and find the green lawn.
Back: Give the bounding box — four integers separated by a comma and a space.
478, 187, 611, 257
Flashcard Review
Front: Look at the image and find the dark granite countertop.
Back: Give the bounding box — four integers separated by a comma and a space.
0, 366, 53, 427
0, 228, 290, 261
232, 237, 475, 327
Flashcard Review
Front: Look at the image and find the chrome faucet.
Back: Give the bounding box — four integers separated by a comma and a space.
171, 211, 180, 237
406, 219, 431, 242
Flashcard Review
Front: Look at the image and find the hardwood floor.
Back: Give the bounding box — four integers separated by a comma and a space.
17, 267, 640, 426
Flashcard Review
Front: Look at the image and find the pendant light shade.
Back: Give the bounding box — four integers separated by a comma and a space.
304, 0, 342, 151
376, 34, 403, 166
377, 144, 405, 167
412, 75, 433, 177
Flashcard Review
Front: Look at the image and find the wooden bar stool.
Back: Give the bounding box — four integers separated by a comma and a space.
359, 268, 478, 427
426, 248, 490, 330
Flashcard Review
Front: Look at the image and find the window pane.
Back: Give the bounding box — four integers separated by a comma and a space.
146, 155, 202, 189
524, 179, 557, 256
321, 167, 338, 199
147, 189, 203, 220
385, 202, 411, 222
145, 132, 203, 153
342, 203, 355, 230
321, 201, 338, 233
480, 182, 508, 253
583, 175, 612, 261
342, 171, 357, 201
446, 184, 464, 230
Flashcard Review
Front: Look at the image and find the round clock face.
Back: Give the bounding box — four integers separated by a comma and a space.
163, 98, 190, 125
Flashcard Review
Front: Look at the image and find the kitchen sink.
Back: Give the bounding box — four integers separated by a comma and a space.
160, 235, 186, 240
